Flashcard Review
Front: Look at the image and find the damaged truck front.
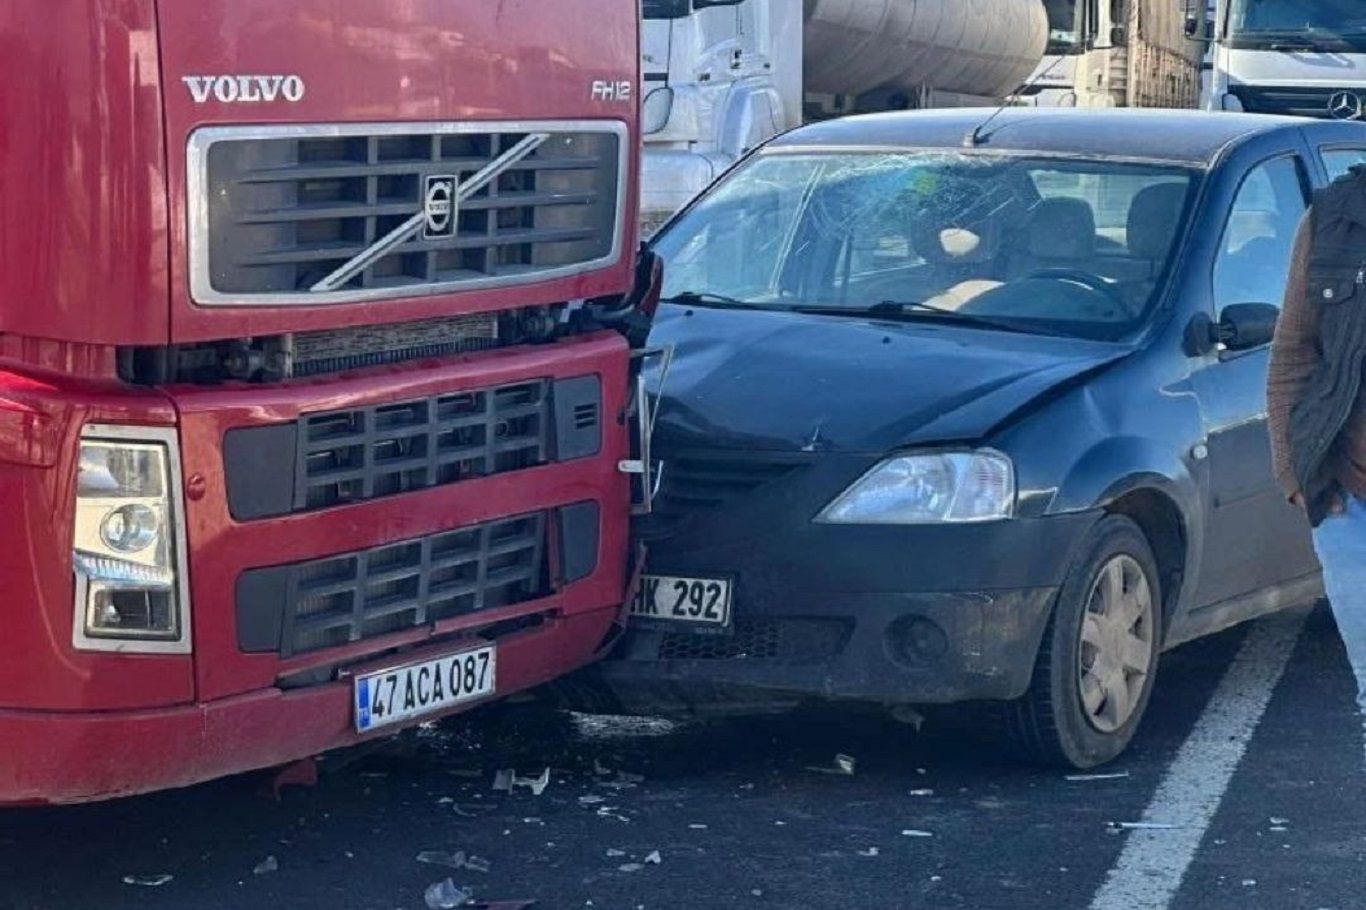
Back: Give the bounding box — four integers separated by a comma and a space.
0, 0, 657, 804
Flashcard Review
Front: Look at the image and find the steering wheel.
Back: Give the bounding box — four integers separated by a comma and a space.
1023, 268, 1127, 305
1013, 267, 1132, 320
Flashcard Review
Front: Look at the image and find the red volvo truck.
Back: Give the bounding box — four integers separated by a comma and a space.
0, 0, 657, 804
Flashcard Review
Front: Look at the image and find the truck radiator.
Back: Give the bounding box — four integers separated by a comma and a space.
189, 122, 625, 305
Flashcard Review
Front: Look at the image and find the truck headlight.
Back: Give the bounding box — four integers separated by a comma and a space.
72, 426, 190, 652
817, 451, 1015, 525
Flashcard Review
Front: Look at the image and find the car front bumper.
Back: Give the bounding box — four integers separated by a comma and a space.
597, 508, 1102, 715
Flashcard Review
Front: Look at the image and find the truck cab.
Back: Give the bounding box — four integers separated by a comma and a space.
1202, 0, 1366, 119
0, 0, 653, 804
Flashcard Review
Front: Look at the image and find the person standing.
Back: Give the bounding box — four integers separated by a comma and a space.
1268, 164, 1366, 718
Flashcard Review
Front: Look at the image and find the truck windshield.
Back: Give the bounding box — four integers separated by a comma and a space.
649, 151, 1196, 341
1228, 0, 1366, 40
1044, 0, 1082, 53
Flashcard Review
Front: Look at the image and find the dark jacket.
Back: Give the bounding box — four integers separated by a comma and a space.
1285, 168, 1366, 526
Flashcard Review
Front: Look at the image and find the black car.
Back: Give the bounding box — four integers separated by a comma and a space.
593, 108, 1366, 768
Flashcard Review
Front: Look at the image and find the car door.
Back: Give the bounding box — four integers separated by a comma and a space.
1186, 146, 1319, 610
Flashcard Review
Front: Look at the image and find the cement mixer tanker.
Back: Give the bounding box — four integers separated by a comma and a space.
639, 0, 1050, 230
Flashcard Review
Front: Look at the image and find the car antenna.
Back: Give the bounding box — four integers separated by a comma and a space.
962, 53, 1069, 148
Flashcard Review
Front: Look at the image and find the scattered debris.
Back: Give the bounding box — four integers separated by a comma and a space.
1242, 879, 1257, 887
453, 803, 498, 818
901, 830, 934, 838
437, 797, 456, 806
606, 849, 627, 858
857, 847, 880, 857
425, 878, 473, 909
596, 806, 631, 823
1270, 817, 1290, 826
1065, 772, 1131, 782
909, 789, 935, 797
418, 851, 468, 871
1108, 822, 1181, 831
493, 768, 551, 796
465, 856, 493, 874
644, 851, 662, 865
578, 795, 607, 806
689, 824, 709, 830
890, 705, 926, 731
270, 757, 319, 800
806, 754, 857, 776
253, 855, 279, 876
618, 863, 644, 873
122, 874, 173, 888
594, 759, 613, 776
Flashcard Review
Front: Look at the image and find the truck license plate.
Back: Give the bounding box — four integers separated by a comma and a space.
354, 645, 496, 733
630, 574, 732, 626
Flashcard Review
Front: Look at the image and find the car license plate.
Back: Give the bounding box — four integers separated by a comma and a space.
630, 574, 732, 626
353, 645, 495, 733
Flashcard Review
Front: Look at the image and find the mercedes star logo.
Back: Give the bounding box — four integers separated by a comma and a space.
1329, 91, 1364, 121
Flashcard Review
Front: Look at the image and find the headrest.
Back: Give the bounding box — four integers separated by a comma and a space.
1127, 183, 1187, 260
1027, 197, 1096, 260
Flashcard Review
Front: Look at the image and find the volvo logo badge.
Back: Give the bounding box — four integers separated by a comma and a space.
422, 176, 458, 239
1328, 91, 1364, 120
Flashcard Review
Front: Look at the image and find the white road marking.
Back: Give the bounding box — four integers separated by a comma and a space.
1089, 605, 1311, 910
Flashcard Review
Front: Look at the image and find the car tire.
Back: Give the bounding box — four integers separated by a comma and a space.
1005, 514, 1163, 769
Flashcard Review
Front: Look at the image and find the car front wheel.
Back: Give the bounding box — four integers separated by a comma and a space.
1005, 514, 1162, 769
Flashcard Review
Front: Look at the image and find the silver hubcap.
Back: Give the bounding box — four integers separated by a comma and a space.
1077, 555, 1154, 734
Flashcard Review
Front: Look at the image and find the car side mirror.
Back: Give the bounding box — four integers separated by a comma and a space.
1219, 302, 1280, 350
1185, 304, 1280, 355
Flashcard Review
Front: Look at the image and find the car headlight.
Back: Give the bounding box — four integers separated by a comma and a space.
72, 426, 190, 652
817, 451, 1015, 525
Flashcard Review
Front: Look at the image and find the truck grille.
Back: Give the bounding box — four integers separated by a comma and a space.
239, 512, 548, 657
1229, 85, 1345, 118
299, 380, 549, 512
223, 376, 601, 520
188, 121, 626, 305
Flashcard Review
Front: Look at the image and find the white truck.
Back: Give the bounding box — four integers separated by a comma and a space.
1012, 0, 1205, 109
638, 0, 1049, 232
1198, 0, 1366, 119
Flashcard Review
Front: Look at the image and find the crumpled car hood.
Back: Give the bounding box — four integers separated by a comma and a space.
647, 304, 1131, 453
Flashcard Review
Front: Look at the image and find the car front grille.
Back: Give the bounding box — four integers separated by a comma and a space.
637, 454, 801, 539
238, 512, 548, 657
656, 619, 849, 664
189, 121, 625, 305
1229, 84, 1350, 118
223, 375, 601, 520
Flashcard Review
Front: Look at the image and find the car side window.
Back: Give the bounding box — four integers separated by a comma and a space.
1211, 156, 1308, 312
1322, 149, 1366, 183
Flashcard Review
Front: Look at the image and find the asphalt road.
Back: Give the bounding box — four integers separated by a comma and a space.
5, 601, 1366, 910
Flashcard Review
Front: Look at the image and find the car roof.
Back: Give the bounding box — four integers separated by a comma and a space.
768, 107, 1366, 166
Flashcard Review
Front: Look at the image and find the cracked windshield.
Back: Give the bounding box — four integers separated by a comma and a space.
652, 152, 1195, 340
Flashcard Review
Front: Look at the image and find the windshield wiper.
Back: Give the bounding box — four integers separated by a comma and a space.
661, 291, 754, 309
791, 300, 1063, 336
1270, 40, 1327, 52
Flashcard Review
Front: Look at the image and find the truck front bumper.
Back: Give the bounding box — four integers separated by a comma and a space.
0, 605, 620, 805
